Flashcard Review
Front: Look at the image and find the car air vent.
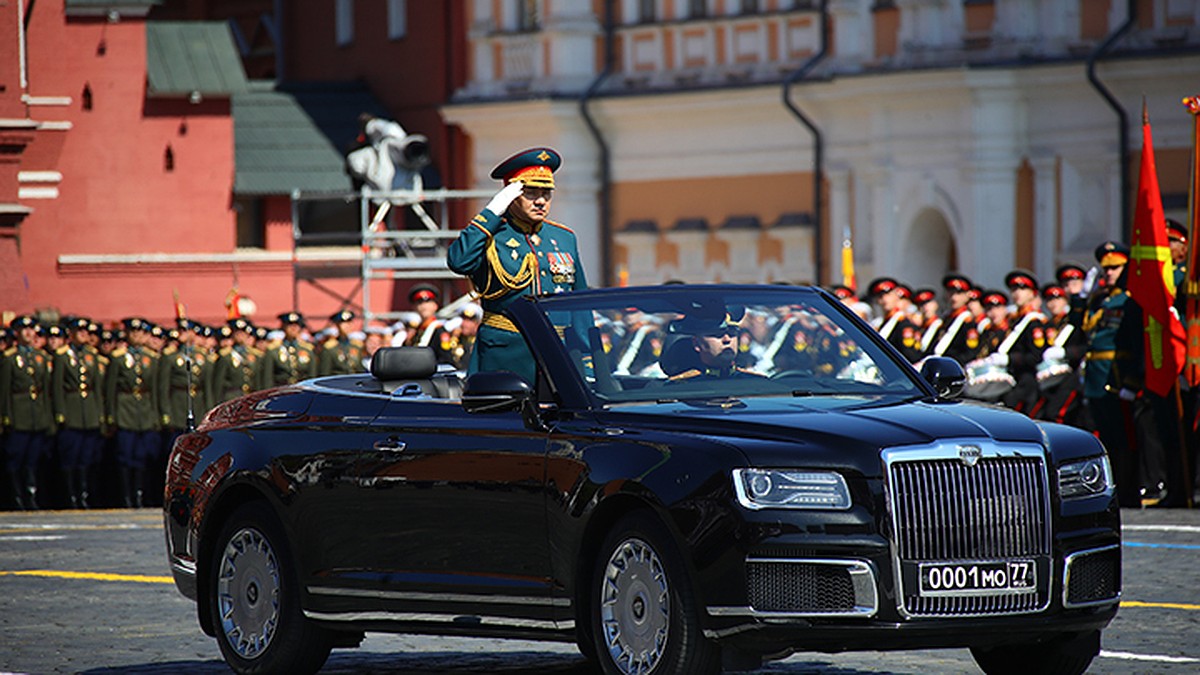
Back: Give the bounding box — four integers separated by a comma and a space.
1064, 546, 1121, 608
747, 560, 856, 613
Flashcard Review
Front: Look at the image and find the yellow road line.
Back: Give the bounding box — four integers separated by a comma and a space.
1121, 600, 1200, 611
0, 570, 174, 584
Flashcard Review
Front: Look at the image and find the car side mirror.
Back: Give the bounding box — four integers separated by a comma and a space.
463, 371, 545, 429
920, 356, 966, 400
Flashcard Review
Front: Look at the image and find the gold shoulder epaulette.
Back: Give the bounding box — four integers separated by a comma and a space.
56, 345, 70, 356
350, 338, 365, 348
3, 347, 15, 358
218, 346, 233, 356
667, 369, 701, 381
163, 345, 178, 356
110, 347, 128, 357
322, 338, 338, 350
545, 219, 574, 234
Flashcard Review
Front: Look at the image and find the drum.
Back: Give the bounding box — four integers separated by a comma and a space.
963, 359, 1015, 401
1036, 357, 1072, 391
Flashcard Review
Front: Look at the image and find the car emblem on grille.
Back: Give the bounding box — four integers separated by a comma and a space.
958, 445, 982, 467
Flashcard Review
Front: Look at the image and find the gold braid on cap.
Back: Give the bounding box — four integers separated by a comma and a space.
479, 238, 536, 300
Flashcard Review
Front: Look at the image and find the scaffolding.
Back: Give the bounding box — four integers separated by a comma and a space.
290, 187, 493, 325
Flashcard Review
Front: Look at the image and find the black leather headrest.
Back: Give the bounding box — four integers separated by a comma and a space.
371, 347, 438, 381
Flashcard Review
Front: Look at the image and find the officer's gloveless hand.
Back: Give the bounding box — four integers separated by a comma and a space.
486, 181, 525, 217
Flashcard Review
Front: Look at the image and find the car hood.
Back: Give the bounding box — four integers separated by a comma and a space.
600, 396, 1044, 471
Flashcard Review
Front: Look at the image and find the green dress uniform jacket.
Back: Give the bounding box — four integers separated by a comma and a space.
211, 345, 261, 403
447, 209, 588, 383
51, 344, 105, 430
104, 346, 160, 432
261, 340, 316, 387
0, 345, 54, 432
1078, 286, 1142, 399
317, 337, 366, 376
158, 345, 210, 430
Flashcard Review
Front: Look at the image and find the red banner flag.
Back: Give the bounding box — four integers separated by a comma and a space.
1183, 96, 1200, 387
1128, 102, 1186, 397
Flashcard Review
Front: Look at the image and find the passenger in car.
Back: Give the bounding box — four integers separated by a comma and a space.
664, 307, 765, 380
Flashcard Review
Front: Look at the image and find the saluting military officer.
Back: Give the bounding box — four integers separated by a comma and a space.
318, 310, 366, 376
52, 318, 106, 508
447, 147, 589, 385
1, 316, 53, 510
105, 317, 161, 508
261, 312, 316, 387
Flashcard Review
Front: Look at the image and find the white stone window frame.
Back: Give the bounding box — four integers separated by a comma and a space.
335, 0, 354, 46
388, 0, 407, 40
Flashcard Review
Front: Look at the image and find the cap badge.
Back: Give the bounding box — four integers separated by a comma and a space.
537, 150, 550, 162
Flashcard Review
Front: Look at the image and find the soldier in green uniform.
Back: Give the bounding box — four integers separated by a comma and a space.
105, 318, 161, 508
52, 318, 106, 508
1076, 242, 1159, 507
158, 320, 210, 445
317, 310, 366, 376
1, 316, 53, 510
447, 147, 588, 385
260, 312, 317, 387
212, 318, 263, 403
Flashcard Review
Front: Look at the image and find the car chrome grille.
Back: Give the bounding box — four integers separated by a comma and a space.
886, 447, 1052, 617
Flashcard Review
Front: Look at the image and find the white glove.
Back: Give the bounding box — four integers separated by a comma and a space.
485, 181, 524, 217
1081, 266, 1100, 295
1042, 346, 1065, 362
987, 352, 1009, 367
1118, 387, 1137, 402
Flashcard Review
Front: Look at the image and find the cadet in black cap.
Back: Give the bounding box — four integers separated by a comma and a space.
926, 273, 980, 365
447, 147, 588, 385
51, 317, 106, 508
405, 285, 443, 348
318, 309, 366, 376
994, 270, 1047, 415
866, 277, 922, 363
261, 312, 316, 387
1, 316, 53, 509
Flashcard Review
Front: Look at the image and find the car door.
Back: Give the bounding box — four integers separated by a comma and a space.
349, 396, 557, 626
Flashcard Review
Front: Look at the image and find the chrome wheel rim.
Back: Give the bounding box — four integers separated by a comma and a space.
599, 537, 670, 675
216, 526, 281, 659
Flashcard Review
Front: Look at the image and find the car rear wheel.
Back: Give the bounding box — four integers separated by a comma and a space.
590, 512, 720, 675
209, 501, 333, 675
970, 631, 1099, 675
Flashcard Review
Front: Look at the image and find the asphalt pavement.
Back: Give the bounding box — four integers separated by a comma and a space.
0, 507, 1197, 674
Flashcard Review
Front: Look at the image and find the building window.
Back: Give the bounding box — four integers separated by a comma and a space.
637, 0, 657, 24
517, 0, 541, 32
739, 0, 760, 14
388, 0, 407, 39
687, 0, 707, 19
335, 0, 354, 46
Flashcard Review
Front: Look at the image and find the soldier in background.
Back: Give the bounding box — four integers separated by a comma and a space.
212, 318, 262, 403
1035, 282, 1088, 427
926, 274, 981, 366
866, 277, 922, 362
362, 324, 393, 372
260, 312, 316, 387
52, 318, 106, 508
998, 270, 1047, 415
158, 320, 210, 454
433, 304, 480, 371
318, 310, 366, 376
405, 284, 443, 348
105, 318, 161, 508
913, 288, 941, 353
1, 316, 53, 509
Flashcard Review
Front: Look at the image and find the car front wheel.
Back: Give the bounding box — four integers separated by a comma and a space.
209, 501, 333, 675
590, 511, 720, 675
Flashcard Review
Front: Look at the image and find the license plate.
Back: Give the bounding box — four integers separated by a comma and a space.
918, 560, 1036, 596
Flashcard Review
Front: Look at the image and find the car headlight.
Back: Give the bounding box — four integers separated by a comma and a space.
732, 469, 851, 510
1058, 456, 1113, 499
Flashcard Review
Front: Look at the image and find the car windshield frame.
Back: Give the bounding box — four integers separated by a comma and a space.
521, 285, 931, 408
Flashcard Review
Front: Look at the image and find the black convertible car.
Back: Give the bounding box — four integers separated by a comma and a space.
164, 285, 1120, 675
